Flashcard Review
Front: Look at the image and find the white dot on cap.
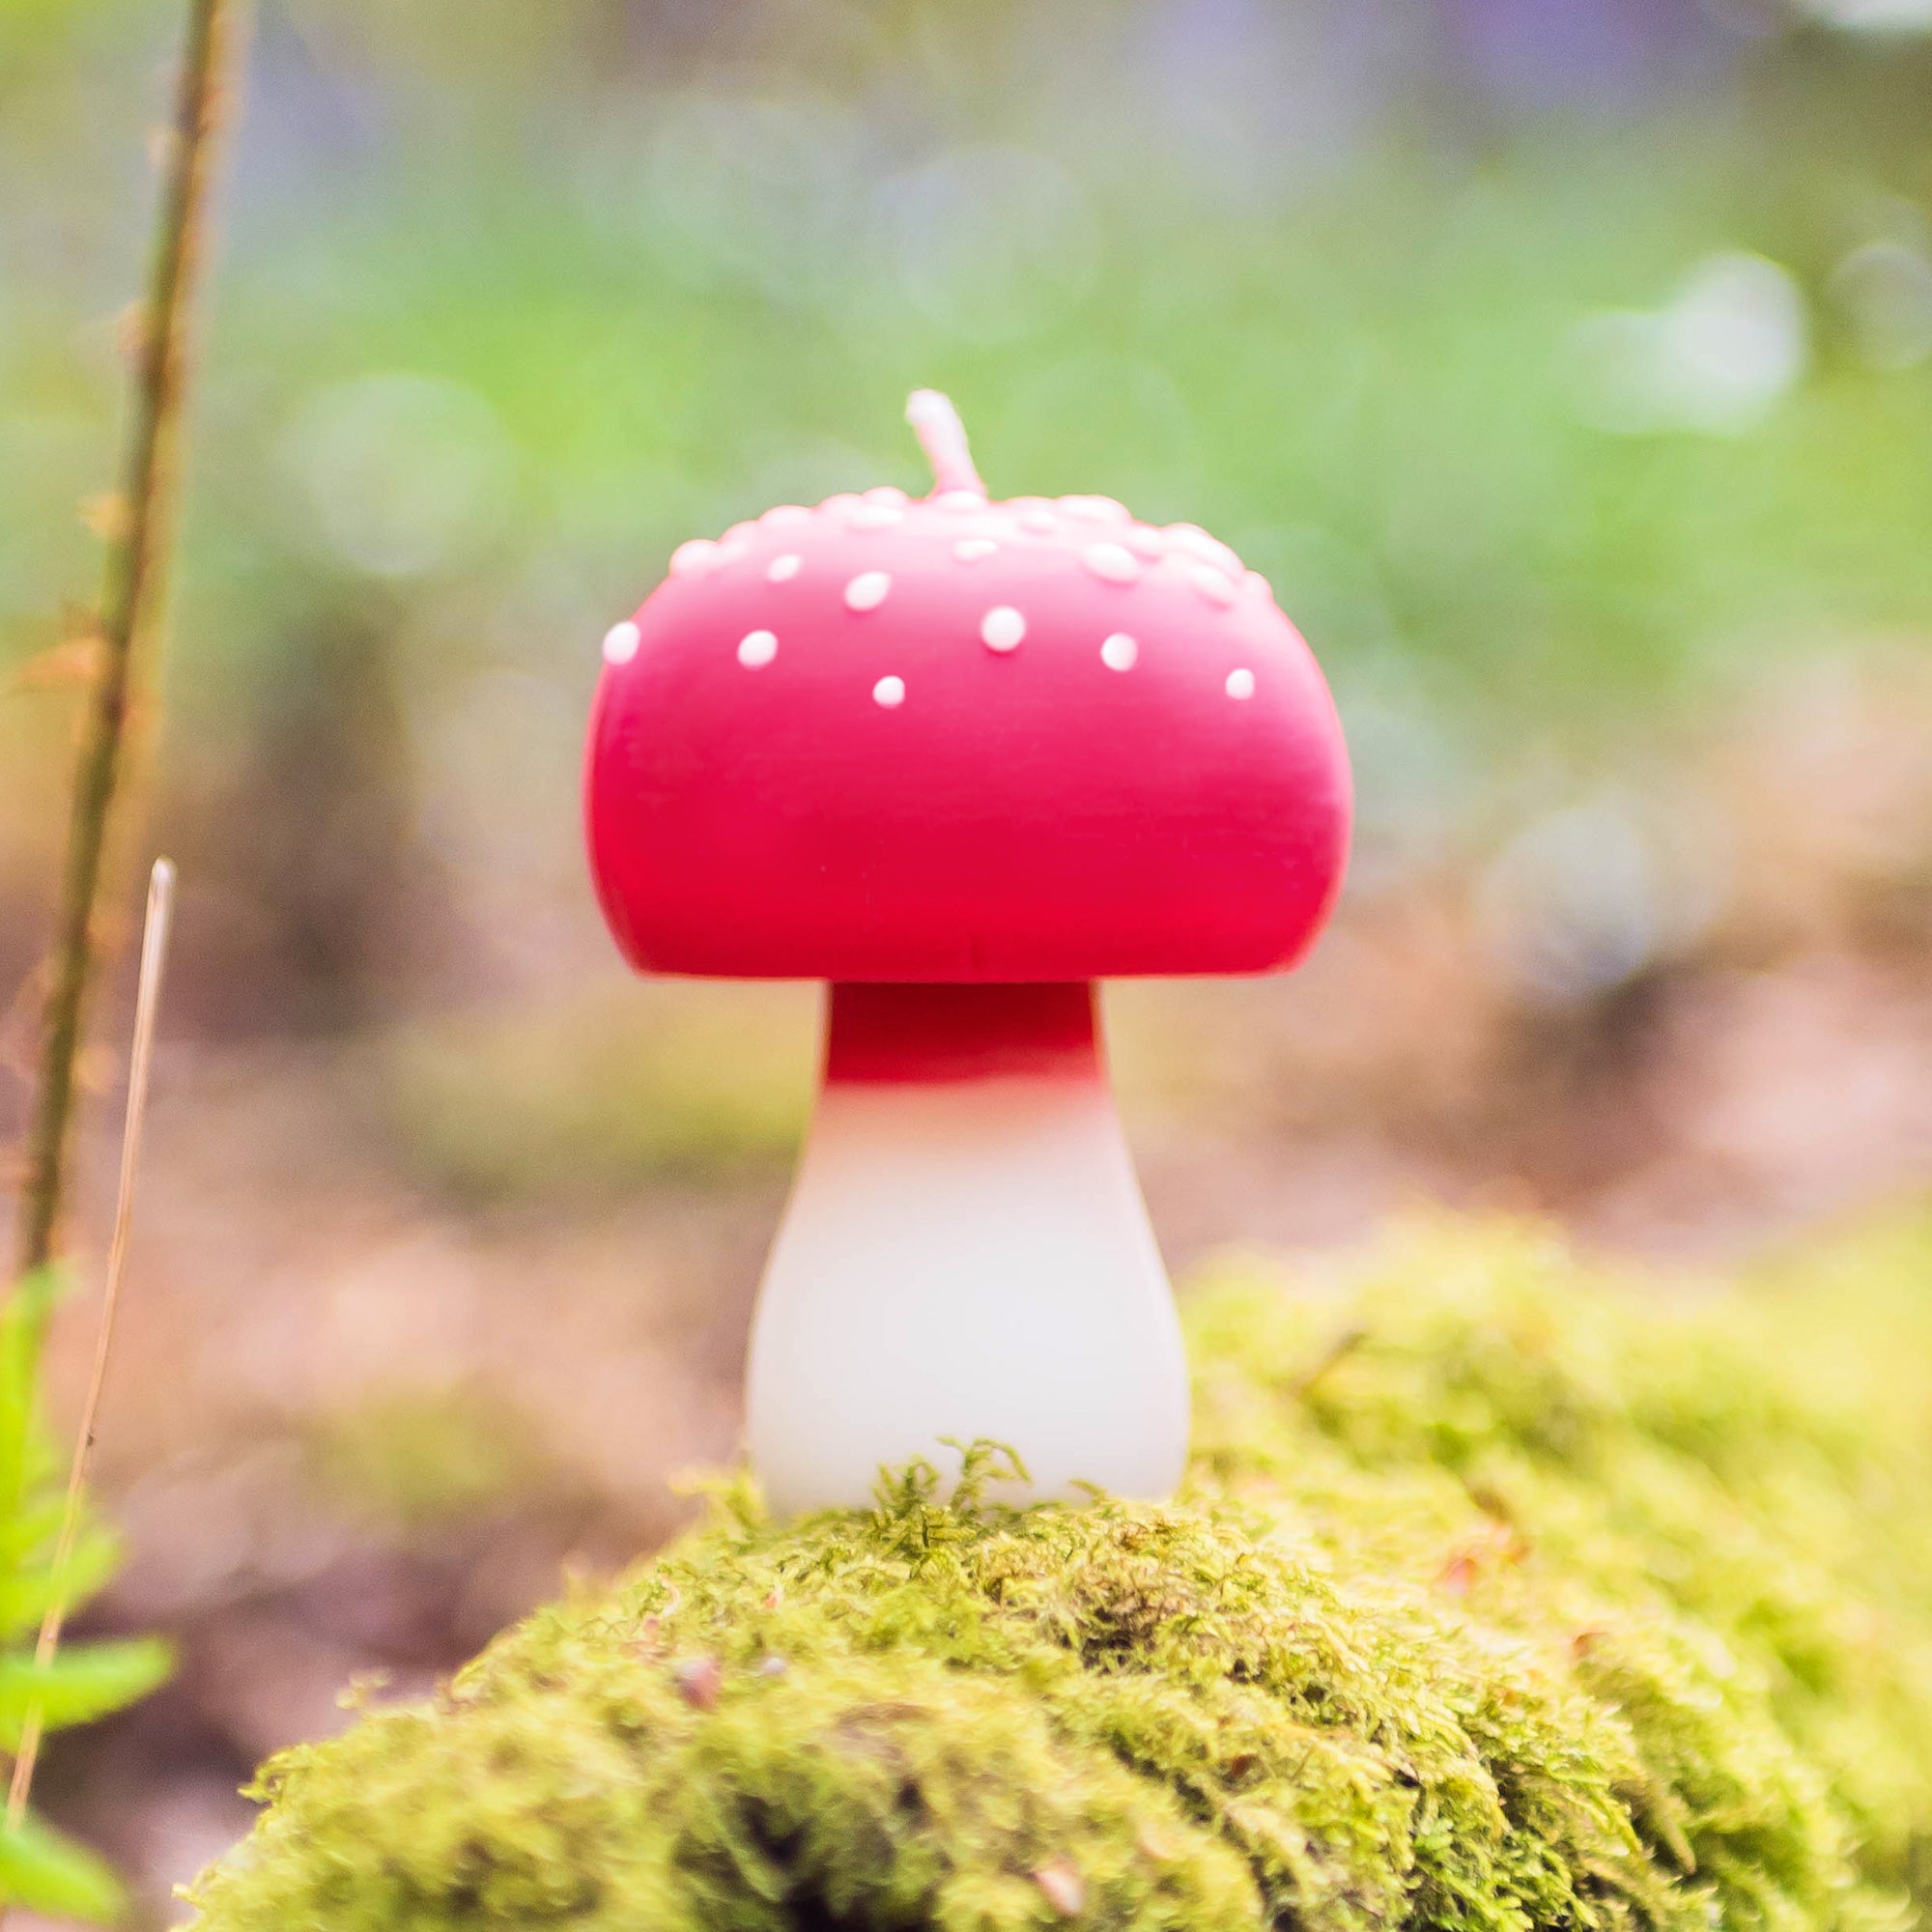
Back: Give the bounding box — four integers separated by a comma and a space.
767, 553, 803, 582
602, 621, 641, 665
954, 538, 999, 562
849, 503, 904, 530
844, 571, 892, 611
864, 485, 908, 506
1189, 563, 1238, 608
1018, 508, 1057, 534
1060, 495, 1129, 522
1124, 526, 1167, 559
1100, 633, 1138, 672
1082, 542, 1141, 584
737, 630, 778, 668
936, 489, 985, 512
763, 503, 811, 526
669, 538, 720, 577
872, 675, 906, 707
980, 606, 1026, 653
1226, 668, 1256, 700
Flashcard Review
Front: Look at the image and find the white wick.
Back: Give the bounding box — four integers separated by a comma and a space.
905, 388, 985, 498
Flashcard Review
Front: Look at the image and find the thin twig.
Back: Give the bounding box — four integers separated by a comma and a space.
14, 0, 240, 1276
7, 861, 176, 1831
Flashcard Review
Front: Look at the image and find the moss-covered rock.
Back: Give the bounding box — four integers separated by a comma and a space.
185, 1215, 1932, 1932
1190, 1216, 1932, 1908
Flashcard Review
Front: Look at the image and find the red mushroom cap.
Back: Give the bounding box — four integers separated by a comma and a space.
585, 401, 1350, 981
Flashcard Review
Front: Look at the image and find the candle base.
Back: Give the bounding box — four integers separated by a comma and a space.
746, 986, 1188, 1517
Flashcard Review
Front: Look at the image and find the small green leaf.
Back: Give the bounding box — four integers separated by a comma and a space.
0, 1638, 173, 1748
0, 1525, 122, 1644
0, 1812, 125, 1923
0, 1269, 66, 1524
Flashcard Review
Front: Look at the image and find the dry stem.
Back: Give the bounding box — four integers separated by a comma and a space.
7, 861, 177, 1830
14, 0, 240, 1274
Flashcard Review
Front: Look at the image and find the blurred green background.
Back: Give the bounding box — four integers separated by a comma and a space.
5, 1, 1932, 1922
9, 1, 1932, 1032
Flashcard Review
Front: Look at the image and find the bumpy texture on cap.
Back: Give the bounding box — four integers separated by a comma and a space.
586, 483, 1350, 980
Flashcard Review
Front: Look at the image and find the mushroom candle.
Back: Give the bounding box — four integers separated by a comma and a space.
585, 393, 1350, 1516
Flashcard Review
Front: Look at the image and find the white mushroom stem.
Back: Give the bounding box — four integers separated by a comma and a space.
905, 388, 985, 497
745, 982, 1189, 1517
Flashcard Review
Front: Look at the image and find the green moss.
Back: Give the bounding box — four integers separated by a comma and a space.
1188, 1215, 1932, 1905
186, 1215, 1932, 1932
